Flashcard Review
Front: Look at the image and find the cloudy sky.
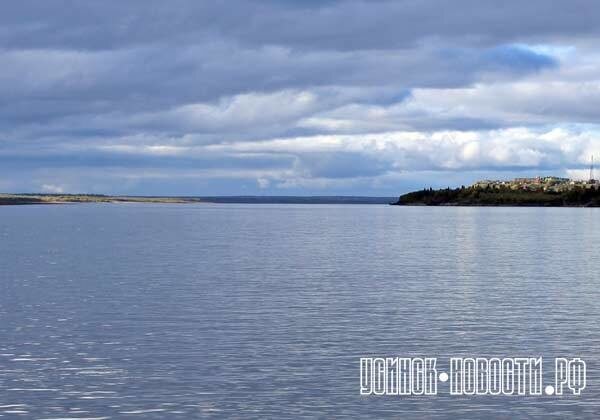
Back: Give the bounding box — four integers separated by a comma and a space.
2, 1, 600, 195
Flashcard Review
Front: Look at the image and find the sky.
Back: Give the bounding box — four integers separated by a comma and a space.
2, 0, 600, 196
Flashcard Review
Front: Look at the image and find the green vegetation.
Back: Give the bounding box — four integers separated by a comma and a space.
394, 185, 600, 207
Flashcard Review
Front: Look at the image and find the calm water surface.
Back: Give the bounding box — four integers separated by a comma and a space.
1, 203, 600, 419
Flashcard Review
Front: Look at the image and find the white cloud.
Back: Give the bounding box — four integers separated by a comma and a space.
257, 178, 270, 189
41, 183, 65, 193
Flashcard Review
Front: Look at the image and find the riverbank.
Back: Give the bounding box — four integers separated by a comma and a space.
392, 186, 600, 207
0, 194, 395, 205
0, 194, 200, 205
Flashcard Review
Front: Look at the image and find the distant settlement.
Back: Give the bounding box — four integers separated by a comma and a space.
473, 176, 599, 193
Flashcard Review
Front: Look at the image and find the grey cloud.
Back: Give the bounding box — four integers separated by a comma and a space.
293, 151, 391, 178
2, 1, 599, 51
0, 0, 598, 194
0, 42, 557, 147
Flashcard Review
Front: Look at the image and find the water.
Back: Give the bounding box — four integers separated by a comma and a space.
1, 203, 600, 419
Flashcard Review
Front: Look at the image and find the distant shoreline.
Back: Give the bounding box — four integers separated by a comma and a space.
0, 194, 395, 206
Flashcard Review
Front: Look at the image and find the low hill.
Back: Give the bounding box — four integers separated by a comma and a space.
393, 186, 600, 207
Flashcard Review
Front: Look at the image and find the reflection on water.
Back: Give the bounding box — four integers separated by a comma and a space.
1, 203, 600, 418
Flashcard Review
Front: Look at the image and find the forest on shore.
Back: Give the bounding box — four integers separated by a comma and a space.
393, 186, 600, 207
